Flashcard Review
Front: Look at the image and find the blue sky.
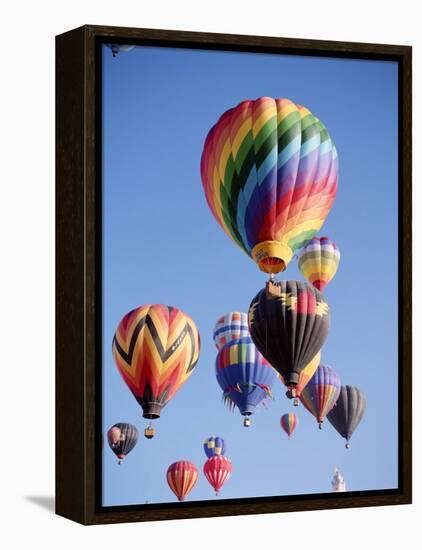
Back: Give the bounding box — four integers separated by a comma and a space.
101, 44, 398, 506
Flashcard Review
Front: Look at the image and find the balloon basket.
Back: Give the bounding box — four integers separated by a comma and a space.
243, 417, 251, 428
144, 423, 156, 439
345, 442, 351, 449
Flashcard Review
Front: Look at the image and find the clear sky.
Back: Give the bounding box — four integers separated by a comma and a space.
101, 44, 398, 507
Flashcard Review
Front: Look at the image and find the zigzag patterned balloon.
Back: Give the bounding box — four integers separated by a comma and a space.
112, 304, 200, 419
201, 97, 338, 274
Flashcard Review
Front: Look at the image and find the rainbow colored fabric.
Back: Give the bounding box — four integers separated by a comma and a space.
300, 365, 341, 424
213, 312, 249, 350
298, 236, 341, 291
280, 413, 299, 438
201, 97, 338, 270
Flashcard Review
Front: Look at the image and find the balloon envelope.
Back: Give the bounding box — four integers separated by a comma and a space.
166, 461, 198, 501
327, 385, 366, 446
300, 365, 341, 425
215, 336, 278, 417
280, 351, 321, 399
113, 304, 200, 419
280, 413, 299, 438
203, 436, 226, 458
248, 281, 330, 391
298, 236, 340, 291
201, 97, 338, 273
107, 423, 139, 461
106, 44, 134, 56
213, 312, 249, 350
203, 456, 232, 495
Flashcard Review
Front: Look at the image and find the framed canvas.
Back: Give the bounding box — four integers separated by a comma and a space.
56, 25, 412, 525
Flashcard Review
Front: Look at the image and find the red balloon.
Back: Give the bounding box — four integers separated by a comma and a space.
166, 461, 198, 502
203, 456, 233, 496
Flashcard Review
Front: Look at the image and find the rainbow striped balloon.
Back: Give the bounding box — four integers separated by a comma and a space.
298, 236, 340, 291
300, 365, 341, 428
201, 97, 338, 274
280, 413, 299, 439
213, 311, 249, 350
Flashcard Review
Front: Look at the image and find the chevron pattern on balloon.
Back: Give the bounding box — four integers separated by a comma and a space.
113, 304, 200, 419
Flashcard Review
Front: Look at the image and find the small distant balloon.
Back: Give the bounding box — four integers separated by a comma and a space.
106, 44, 135, 57
298, 237, 340, 291
300, 365, 341, 428
107, 423, 138, 464
166, 461, 198, 502
203, 456, 232, 496
327, 385, 366, 448
280, 413, 299, 439
203, 436, 226, 458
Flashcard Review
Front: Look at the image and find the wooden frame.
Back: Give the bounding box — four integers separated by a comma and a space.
56, 24, 412, 525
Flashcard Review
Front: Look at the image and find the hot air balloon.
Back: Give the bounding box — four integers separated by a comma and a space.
204, 456, 233, 496
200, 97, 338, 275
203, 436, 226, 458
248, 280, 330, 397
300, 365, 341, 428
107, 423, 139, 464
332, 467, 346, 492
280, 351, 321, 405
327, 385, 366, 448
106, 44, 135, 57
280, 413, 299, 439
213, 312, 249, 350
112, 305, 200, 432
166, 461, 198, 502
298, 237, 340, 291
215, 336, 278, 427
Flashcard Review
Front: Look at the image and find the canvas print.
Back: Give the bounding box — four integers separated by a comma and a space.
101, 43, 398, 507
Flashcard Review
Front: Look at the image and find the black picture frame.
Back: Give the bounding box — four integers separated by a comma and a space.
56, 24, 412, 525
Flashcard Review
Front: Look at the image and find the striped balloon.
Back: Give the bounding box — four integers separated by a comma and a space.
215, 337, 278, 422
203, 436, 226, 458
298, 237, 340, 291
213, 312, 249, 350
300, 365, 341, 428
203, 456, 233, 496
107, 423, 139, 463
280, 413, 299, 438
166, 461, 198, 502
112, 304, 200, 419
201, 97, 338, 274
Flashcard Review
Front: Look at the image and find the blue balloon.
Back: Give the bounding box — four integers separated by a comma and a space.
215, 337, 278, 424
203, 436, 226, 458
